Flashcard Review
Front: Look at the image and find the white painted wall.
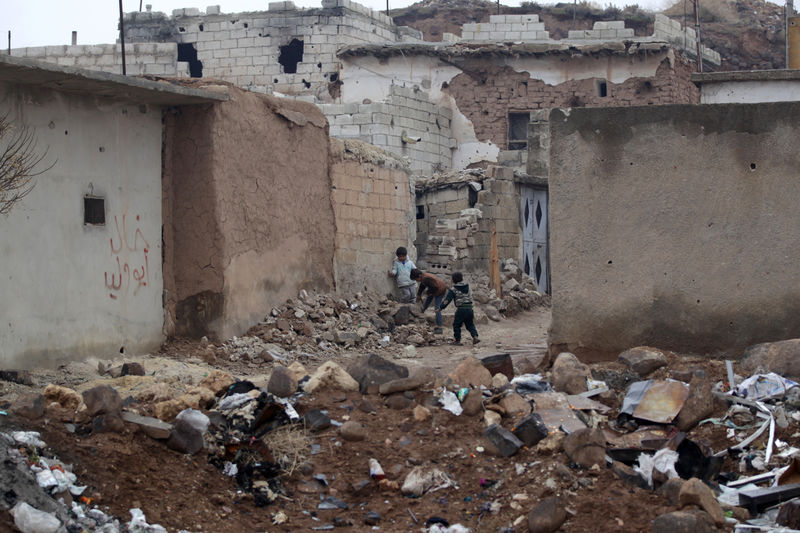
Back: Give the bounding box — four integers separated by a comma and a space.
0, 82, 164, 368
700, 81, 800, 104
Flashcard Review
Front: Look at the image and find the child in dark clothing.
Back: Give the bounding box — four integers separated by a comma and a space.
436, 271, 480, 345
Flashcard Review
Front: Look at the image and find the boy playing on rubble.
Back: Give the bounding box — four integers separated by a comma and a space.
410, 268, 447, 334
388, 246, 416, 303
437, 271, 480, 345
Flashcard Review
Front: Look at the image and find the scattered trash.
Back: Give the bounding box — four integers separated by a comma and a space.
622, 380, 689, 424
440, 388, 463, 416
369, 458, 385, 480
402, 467, 456, 497
10, 501, 61, 533
510, 374, 552, 394
735, 373, 798, 401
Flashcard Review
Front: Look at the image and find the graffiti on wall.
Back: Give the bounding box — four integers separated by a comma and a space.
104, 214, 150, 300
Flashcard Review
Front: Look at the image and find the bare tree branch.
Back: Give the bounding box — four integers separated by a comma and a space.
0, 113, 55, 216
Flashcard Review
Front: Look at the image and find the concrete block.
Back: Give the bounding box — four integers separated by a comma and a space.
490, 31, 505, 40
617, 28, 635, 38
607, 20, 625, 29
462, 23, 479, 32
489, 15, 506, 23
206, 5, 221, 14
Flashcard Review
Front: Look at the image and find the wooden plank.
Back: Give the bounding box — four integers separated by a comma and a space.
489, 224, 502, 298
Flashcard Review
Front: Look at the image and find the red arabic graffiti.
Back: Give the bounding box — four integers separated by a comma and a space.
104, 214, 150, 300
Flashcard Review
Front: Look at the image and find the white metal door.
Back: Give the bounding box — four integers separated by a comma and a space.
521, 186, 549, 293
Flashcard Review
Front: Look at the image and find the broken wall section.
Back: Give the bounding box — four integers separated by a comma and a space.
330, 139, 415, 295
321, 84, 454, 173
9, 43, 182, 77
548, 102, 800, 359
163, 83, 335, 340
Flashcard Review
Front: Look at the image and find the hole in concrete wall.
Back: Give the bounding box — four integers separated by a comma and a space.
468, 187, 478, 208
596, 79, 608, 97
607, 260, 613, 264
84, 196, 105, 225
416, 205, 425, 220
302, 79, 311, 88
750, 163, 757, 170
274, 78, 279, 83
329, 73, 339, 82
65, 130, 68, 135
99, 146, 105, 152
317, 62, 322, 68
508, 112, 530, 150
177, 43, 203, 78
279, 38, 304, 74
244, 22, 249, 28
178, 26, 186, 32
199, 24, 204, 31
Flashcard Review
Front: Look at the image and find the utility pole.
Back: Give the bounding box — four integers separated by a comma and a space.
119, 0, 127, 75
693, 0, 703, 72
787, 0, 794, 68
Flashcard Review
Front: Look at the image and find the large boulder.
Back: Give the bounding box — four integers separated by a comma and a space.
679, 478, 725, 526
652, 510, 716, 533
43, 385, 82, 410
741, 339, 800, 379
268, 365, 299, 398
551, 352, 590, 394
674, 376, 715, 431
82, 385, 122, 417
447, 358, 492, 388
563, 428, 606, 468
304, 362, 359, 393
346, 354, 409, 394
527, 497, 567, 533
618, 346, 667, 376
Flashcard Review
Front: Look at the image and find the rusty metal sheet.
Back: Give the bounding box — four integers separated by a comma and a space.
632, 380, 689, 424
567, 395, 611, 414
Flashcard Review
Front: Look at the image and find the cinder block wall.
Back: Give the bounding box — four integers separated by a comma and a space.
10, 43, 182, 76
548, 102, 800, 359
330, 139, 415, 295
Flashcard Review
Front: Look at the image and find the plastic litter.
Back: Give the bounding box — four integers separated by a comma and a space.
440, 388, 463, 416
426, 524, 471, 533
634, 449, 679, 486
223, 461, 238, 477
128, 508, 167, 533
735, 373, 798, 401
401, 467, 456, 497
510, 374, 551, 394
12, 431, 46, 448
11, 502, 61, 533
217, 392, 253, 411
369, 458, 385, 480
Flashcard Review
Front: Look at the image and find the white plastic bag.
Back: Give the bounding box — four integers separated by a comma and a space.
440, 389, 463, 416
11, 502, 61, 533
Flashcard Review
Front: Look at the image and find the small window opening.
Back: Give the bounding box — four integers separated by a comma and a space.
596, 79, 608, 97
278, 38, 304, 74
84, 196, 105, 225
508, 112, 530, 150
468, 187, 478, 208
416, 205, 425, 220
177, 43, 203, 78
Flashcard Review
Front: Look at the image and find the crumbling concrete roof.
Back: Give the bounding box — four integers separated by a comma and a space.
330, 138, 411, 171
692, 69, 800, 85
338, 40, 672, 61
0, 54, 228, 106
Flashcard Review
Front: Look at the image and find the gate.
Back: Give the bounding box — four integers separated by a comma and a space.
520, 186, 549, 293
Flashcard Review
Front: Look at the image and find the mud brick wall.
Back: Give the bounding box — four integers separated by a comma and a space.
330, 139, 415, 295
444, 57, 700, 150
10, 43, 182, 76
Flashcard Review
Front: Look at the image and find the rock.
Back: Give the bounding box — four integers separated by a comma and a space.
385, 394, 413, 410
197, 370, 236, 396
134, 383, 173, 403
335, 330, 359, 344
410, 366, 439, 387
552, 352, 590, 394
527, 496, 567, 533
413, 405, 431, 422
563, 428, 606, 468
484, 305, 501, 321
498, 393, 532, 418
447, 357, 492, 388
154, 398, 188, 422
484, 410, 502, 427
674, 376, 715, 431
303, 361, 360, 393
618, 346, 667, 376
403, 345, 418, 358
351, 479, 373, 496
11, 393, 45, 420
92, 412, 126, 433
82, 385, 122, 416
303, 409, 331, 431
121, 411, 173, 439
536, 431, 565, 455
268, 365, 299, 398
258, 349, 273, 362
121, 362, 145, 376
611, 461, 649, 489
288, 362, 308, 378
461, 390, 484, 416
503, 278, 520, 292
364, 511, 381, 525
511, 413, 548, 446
167, 408, 209, 455
347, 354, 409, 394
659, 477, 685, 506
679, 478, 725, 526
339, 421, 367, 441
356, 327, 370, 339
379, 376, 422, 395
407, 333, 425, 346
516, 354, 549, 374
393, 306, 411, 326
358, 398, 377, 413
491, 373, 509, 389
778, 499, 800, 528
0, 370, 33, 385
741, 339, 800, 379
652, 510, 716, 533
276, 317, 291, 331
483, 424, 523, 457
179, 387, 215, 410
43, 385, 81, 410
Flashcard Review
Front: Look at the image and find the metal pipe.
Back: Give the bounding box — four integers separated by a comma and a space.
71, 31, 77, 46
694, 0, 703, 72
7, 31, 10, 55
787, 0, 793, 68
119, 0, 127, 75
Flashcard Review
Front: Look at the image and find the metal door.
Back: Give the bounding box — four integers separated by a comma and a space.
520, 186, 549, 293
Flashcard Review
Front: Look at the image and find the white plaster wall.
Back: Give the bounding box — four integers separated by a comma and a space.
505, 52, 667, 85
0, 83, 164, 368
700, 81, 800, 104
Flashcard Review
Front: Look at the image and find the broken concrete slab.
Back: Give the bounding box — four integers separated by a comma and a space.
346, 354, 409, 394
121, 411, 173, 439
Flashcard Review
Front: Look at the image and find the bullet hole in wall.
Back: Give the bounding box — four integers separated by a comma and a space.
278, 38, 304, 74
177, 43, 203, 78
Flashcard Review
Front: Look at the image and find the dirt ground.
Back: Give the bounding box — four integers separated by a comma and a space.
0, 307, 788, 532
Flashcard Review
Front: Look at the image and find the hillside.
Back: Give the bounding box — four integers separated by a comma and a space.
390, 0, 787, 70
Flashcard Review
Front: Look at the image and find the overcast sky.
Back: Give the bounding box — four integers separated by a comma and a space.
6, 0, 683, 49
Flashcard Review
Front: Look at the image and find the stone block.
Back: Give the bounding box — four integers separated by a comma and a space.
511, 413, 548, 446
483, 424, 523, 457
121, 411, 173, 439
206, 5, 221, 14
